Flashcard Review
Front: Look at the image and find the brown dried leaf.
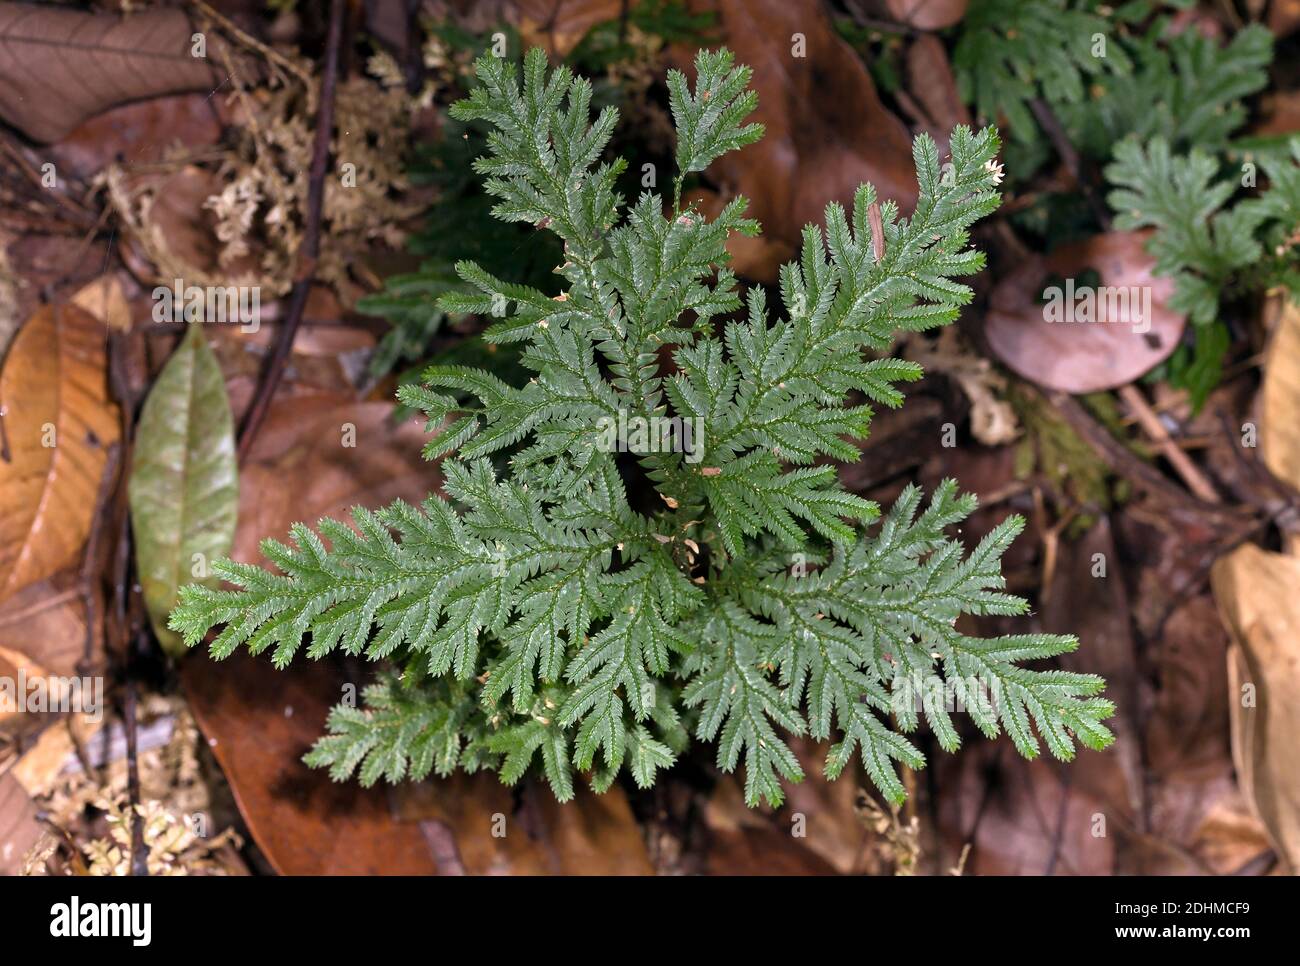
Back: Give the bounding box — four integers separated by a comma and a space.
393, 776, 654, 875
887, 0, 969, 31
515, 0, 621, 59
1042, 519, 1145, 819
0, 772, 41, 875
0, 305, 119, 602
70, 275, 133, 333
675, 0, 916, 281
181, 651, 439, 875
702, 774, 840, 875
1258, 301, 1300, 494
0, 4, 227, 142
0, 572, 91, 678
50, 93, 224, 182
1211, 543, 1300, 873
0, 643, 47, 730
701, 739, 880, 874
231, 394, 435, 564
905, 33, 970, 142
983, 231, 1186, 393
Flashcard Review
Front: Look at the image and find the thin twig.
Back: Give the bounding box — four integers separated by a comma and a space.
0, 589, 81, 628
0, 129, 96, 228
78, 443, 122, 678
237, 0, 347, 462
1117, 384, 1221, 503
124, 678, 147, 876
1043, 388, 1247, 525
1044, 766, 1073, 876
191, 0, 312, 85
106, 331, 144, 659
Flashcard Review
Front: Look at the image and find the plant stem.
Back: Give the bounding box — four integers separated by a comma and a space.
237, 0, 346, 462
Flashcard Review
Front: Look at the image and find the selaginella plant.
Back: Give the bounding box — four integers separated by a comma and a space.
172, 48, 1114, 807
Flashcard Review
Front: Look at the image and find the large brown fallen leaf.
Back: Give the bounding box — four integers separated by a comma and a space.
1257, 300, 1300, 496
701, 738, 881, 875
190, 391, 655, 873
675, 0, 917, 281
934, 521, 1138, 875
50, 93, 224, 181
231, 393, 436, 564
905, 33, 971, 147
0, 3, 227, 142
984, 231, 1186, 393
1140, 595, 1272, 874
0, 305, 119, 603
1211, 543, 1300, 873
1041, 519, 1145, 821
174, 391, 438, 873
393, 774, 654, 875
936, 747, 1121, 875
180, 651, 439, 875
183, 650, 655, 875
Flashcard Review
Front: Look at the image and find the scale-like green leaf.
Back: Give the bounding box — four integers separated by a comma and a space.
170, 47, 1112, 807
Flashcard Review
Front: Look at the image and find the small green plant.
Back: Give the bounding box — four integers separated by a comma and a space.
953, 2, 1278, 403
172, 48, 1113, 806
1107, 136, 1300, 407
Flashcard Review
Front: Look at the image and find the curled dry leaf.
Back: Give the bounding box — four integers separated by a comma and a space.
0, 305, 119, 603
0, 3, 227, 142
676, 0, 916, 281
983, 231, 1186, 393
1211, 543, 1300, 873
129, 327, 239, 658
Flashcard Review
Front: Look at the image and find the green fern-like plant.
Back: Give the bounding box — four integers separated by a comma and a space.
1106, 135, 1300, 407
954, 2, 1271, 169
172, 48, 1114, 807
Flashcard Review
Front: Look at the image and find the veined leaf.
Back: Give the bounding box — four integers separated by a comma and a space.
0, 305, 119, 602
130, 326, 239, 656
